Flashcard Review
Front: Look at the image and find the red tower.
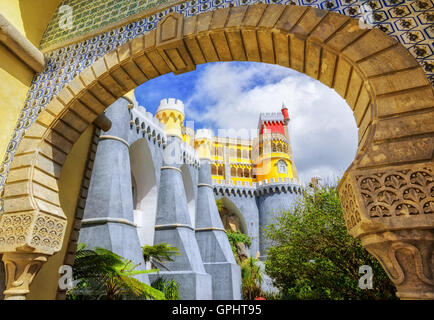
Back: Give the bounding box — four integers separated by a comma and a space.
281, 102, 290, 125
257, 102, 290, 135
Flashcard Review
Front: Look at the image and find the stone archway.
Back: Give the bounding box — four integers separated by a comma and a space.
130, 138, 159, 247
0, 4, 433, 299
218, 197, 249, 236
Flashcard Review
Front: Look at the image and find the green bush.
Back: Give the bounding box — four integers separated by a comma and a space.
227, 231, 251, 256
264, 185, 397, 300
151, 277, 180, 300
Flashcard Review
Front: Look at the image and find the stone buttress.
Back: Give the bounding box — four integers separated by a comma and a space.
195, 159, 242, 300
78, 97, 148, 283
150, 136, 212, 299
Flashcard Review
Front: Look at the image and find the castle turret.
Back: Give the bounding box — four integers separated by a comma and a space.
254, 104, 296, 183
183, 125, 195, 147
281, 101, 290, 125
155, 98, 185, 138
194, 129, 213, 160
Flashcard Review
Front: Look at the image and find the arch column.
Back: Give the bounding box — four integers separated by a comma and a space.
338, 165, 434, 299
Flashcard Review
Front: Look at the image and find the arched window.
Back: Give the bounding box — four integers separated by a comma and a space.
237, 148, 241, 158
237, 168, 243, 177
231, 167, 236, 177
218, 165, 224, 176
244, 168, 250, 178
278, 160, 288, 174
211, 165, 217, 175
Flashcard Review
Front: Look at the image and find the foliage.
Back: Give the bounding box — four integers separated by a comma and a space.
216, 198, 225, 212
142, 243, 180, 266
264, 186, 397, 300
216, 199, 263, 300
151, 277, 180, 300
226, 231, 252, 259
240, 257, 263, 300
67, 243, 165, 300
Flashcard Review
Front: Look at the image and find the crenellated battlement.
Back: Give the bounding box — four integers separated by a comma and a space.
157, 98, 185, 115
212, 178, 303, 198
129, 105, 167, 146
195, 128, 214, 141
258, 112, 285, 122
180, 140, 200, 168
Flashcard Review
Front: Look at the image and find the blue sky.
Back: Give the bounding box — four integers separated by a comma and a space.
135, 62, 358, 184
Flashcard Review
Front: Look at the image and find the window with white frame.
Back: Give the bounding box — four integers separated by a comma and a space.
277, 160, 287, 174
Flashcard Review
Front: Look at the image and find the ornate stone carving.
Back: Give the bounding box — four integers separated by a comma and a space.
338, 177, 362, 232
2, 252, 48, 300
361, 230, 434, 300
356, 167, 433, 219
0, 211, 66, 255
339, 164, 434, 299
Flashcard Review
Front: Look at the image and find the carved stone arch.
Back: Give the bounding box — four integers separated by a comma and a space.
0, 4, 433, 299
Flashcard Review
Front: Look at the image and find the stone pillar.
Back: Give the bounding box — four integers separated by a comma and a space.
339, 166, 434, 300
0, 256, 4, 299
195, 159, 242, 300
2, 253, 48, 300
78, 97, 148, 283
361, 230, 434, 300
151, 137, 212, 299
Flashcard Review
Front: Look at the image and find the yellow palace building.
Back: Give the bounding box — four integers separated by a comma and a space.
183, 103, 300, 187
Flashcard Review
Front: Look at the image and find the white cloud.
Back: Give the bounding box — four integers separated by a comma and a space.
185, 62, 358, 185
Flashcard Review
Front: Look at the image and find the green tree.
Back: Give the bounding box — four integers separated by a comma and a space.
67, 243, 165, 300
264, 185, 397, 300
240, 257, 263, 300
142, 243, 180, 267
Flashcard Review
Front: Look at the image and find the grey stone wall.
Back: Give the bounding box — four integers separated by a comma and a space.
215, 194, 260, 257
257, 190, 301, 258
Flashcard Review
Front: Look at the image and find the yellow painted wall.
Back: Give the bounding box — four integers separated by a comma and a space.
28, 125, 94, 300
156, 110, 184, 138
0, 0, 62, 47
256, 153, 294, 182
0, 0, 62, 171
208, 139, 294, 184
